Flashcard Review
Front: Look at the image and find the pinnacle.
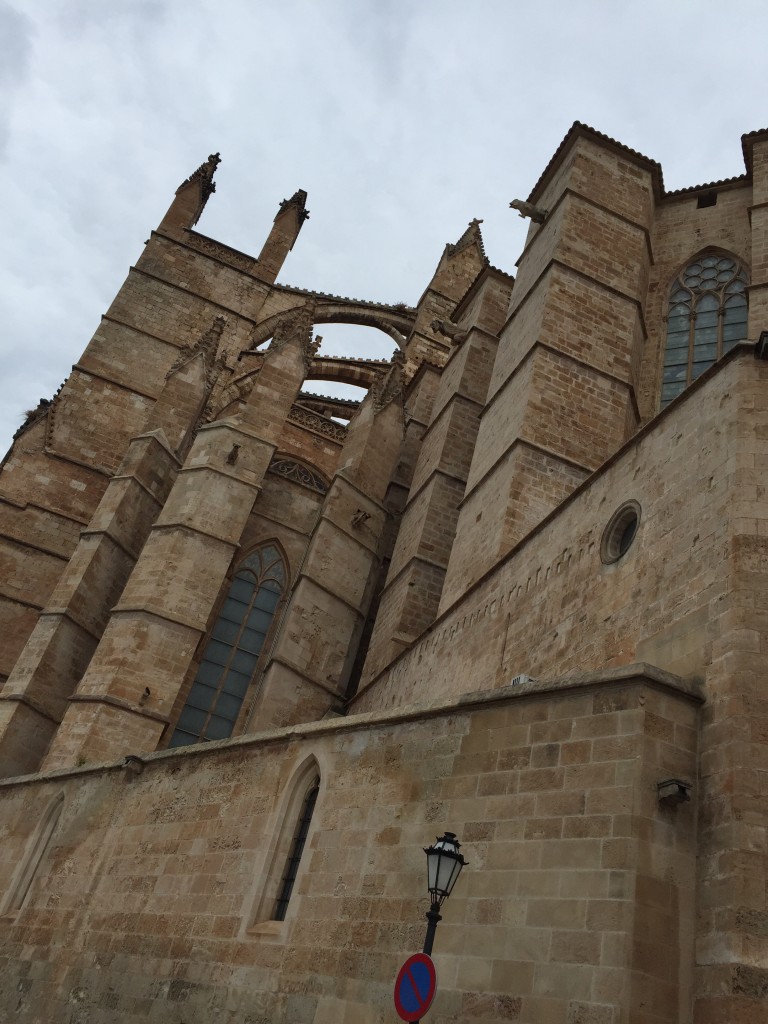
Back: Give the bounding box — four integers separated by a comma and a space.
445, 217, 488, 261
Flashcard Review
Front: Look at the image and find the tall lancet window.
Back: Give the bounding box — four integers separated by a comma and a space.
661, 253, 748, 408
169, 544, 287, 747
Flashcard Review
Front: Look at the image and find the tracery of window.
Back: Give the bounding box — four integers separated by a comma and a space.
169, 544, 287, 747
661, 254, 748, 408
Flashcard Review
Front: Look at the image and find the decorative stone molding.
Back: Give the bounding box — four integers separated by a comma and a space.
175, 152, 221, 227
371, 351, 406, 412
166, 317, 227, 386
268, 304, 320, 373
268, 457, 328, 494
445, 218, 488, 262
278, 189, 310, 223
203, 370, 258, 424
184, 232, 256, 273
177, 152, 221, 202
288, 404, 348, 443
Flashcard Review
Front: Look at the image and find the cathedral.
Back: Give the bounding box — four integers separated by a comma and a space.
0, 121, 766, 1023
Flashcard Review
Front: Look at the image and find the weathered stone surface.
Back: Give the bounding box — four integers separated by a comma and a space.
1, 122, 768, 1022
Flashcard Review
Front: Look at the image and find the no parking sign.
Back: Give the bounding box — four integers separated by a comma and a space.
393, 952, 437, 1022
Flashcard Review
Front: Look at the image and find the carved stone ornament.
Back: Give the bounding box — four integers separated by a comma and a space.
267, 457, 328, 494
509, 198, 548, 224
177, 153, 221, 202
268, 305, 319, 373
288, 404, 348, 443
202, 370, 257, 424
166, 316, 227, 384
431, 319, 470, 347
371, 350, 406, 412
185, 233, 255, 273
278, 189, 310, 223
445, 218, 488, 262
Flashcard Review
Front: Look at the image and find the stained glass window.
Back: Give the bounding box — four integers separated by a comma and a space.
169, 544, 286, 747
661, 254, 748, 408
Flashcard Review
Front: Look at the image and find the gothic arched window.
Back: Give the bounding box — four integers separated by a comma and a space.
272, 773, 320, 921
661, 253, 748, 408
169, 544, 287, 747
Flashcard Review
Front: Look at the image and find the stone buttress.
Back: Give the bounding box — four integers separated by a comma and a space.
359, 265, 513, 690
244, 355, 406, 730
41, 310, 317, 770
441, 126, 656, 604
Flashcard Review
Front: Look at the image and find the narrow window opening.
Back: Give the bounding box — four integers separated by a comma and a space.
272, 776, 319, 921
697, 191, 718, 209
2, 792, 64, 917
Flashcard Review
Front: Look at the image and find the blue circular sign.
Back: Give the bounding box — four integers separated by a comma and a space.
394, 952, 437, 1022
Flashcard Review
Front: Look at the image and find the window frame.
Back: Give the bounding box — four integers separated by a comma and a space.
247, 755, 322, 937
661, 251, 748, 409
166, 540, 289, 749
272, 774, 320, 921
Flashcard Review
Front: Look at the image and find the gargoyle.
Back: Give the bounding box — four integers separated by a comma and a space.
431, 319, 469, 346
509, 198, 548, 224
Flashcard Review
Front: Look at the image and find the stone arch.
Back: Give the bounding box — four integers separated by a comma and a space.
248, 298, 414, 352
266, 452, 330, 494
666, 245, 749, 289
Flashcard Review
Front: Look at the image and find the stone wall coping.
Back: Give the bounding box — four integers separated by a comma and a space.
0, 662, 700, 791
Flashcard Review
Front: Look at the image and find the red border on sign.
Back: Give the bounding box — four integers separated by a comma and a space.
393, 952, 437, 1022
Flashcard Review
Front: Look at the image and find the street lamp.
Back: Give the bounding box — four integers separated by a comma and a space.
422, 831, 467, 956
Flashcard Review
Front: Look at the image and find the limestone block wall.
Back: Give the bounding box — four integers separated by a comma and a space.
353, 347, 768, 1020
0, 667, 699, 1024
442, 134, 656, 601
353, 347, 755, 714
0, 214, 271, 709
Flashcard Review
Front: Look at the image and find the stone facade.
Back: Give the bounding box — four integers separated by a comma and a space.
1, 122, 767, 1022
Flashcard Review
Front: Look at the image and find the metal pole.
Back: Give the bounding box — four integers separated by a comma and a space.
422, 902, 442, 957
412, 901, 442, 1022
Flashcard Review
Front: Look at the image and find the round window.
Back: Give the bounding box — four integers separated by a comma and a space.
601, 501, 641, 564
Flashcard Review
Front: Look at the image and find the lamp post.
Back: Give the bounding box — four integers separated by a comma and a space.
422, 831, 467, 957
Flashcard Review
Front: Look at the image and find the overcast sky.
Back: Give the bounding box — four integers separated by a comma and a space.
2, 0, 768, 454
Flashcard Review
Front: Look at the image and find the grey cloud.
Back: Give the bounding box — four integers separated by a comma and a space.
0, 2, 33, 158
2, 0, 768, 452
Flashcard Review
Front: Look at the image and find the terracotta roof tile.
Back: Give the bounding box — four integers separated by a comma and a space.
664, 174, 748, 198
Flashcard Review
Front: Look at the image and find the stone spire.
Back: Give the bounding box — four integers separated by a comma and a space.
276, 188, 310, 224
255, 189, 310, 284
172, 152, 221, 227
444, 217, 488, 262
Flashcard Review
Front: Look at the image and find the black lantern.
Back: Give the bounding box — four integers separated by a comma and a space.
421, 831, 467, 957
